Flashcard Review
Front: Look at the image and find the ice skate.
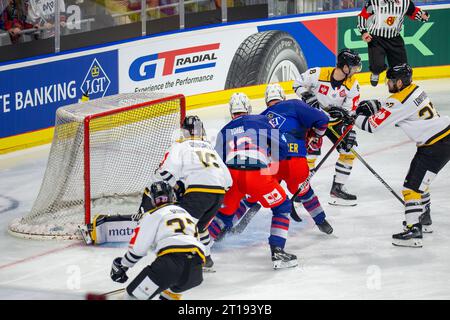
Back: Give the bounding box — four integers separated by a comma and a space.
317, 219, 333, 234
329, 176, 357, 206
203, 255, 216, 273
393, 223, 423, 248
271, 246, 298, 270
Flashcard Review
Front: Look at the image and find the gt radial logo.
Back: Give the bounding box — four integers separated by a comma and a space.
81, 58, 111, 98
129, 43, 220, 81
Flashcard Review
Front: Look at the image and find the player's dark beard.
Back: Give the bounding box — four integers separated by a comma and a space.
389, 82, 400, 93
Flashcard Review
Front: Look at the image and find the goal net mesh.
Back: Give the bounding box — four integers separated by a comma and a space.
9, 92, 184, 239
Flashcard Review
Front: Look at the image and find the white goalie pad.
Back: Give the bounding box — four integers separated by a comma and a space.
80, 214, 138, 245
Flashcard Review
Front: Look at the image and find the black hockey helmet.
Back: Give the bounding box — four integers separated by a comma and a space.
139, 181, 175, 213
181, 115, 206, 139
386, 63, 413, 87
337, 49, 362, 73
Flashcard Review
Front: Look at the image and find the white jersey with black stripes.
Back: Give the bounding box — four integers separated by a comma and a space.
355, 83, 450, 146
155, 138, 232, 193
121, 204, 205, 269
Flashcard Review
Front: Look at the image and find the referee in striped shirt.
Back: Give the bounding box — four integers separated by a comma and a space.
357, 0, 429, 86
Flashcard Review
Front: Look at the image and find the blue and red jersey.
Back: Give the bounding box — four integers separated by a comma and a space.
260, 99, 329, 158
215, 114, 288, 169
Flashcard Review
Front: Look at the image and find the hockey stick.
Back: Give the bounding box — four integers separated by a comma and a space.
328, 126, 405, 206
102, 288, 125, 298
290, 124, 355, 222
229, 203, 262, 234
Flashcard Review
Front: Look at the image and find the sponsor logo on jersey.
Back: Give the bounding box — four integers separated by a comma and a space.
369, 108, 392, 127
263, 188, 284, 205
339, 89, 346, 97
80, 58, 111, 98
266, 111, 286, 128
319, 84, 329, 95
385, 16, 397, 26
128, 43, 220, 81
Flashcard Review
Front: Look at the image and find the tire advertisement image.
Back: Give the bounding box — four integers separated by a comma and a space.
225, 30, 308, 89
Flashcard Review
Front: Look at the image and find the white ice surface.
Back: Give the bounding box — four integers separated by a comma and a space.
0, 79, 449, 300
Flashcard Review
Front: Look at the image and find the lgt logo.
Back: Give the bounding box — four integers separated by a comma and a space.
266, 111, 286, 128
80, 58, 111, 98
129, 43, 220, 81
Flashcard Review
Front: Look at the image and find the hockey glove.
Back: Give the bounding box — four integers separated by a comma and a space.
174, 180, 185, 201
301, 92, 321, 109
328, 106, 355, 125
110, 257, 129, 283
306, 129, 323, 153
356, 100, 381, 117
340, 128, 357, 153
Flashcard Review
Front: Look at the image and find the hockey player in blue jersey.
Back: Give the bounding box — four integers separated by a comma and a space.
261, 83, 333, 234
209, 92, 298, 269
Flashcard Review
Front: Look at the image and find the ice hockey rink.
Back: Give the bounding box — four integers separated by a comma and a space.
0, 78, 449, 300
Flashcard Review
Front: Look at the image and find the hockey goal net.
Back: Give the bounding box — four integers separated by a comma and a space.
9, 92, 185, 239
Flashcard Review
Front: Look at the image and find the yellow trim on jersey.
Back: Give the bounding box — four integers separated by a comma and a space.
389, 84, 418, 104
318, 67, 333, 82
343, 75, 357, 91
420, 128, 450, 147
157, 247, 206, 263
184, 187, 226, 195
317, 67, 356, 90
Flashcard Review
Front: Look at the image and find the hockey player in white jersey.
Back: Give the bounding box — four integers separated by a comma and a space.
110, 181, 205, 300
354, 64, 450, 247
293, 49, 362, 206
155, 115, 232, 270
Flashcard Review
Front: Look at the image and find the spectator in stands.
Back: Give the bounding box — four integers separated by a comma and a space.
0, 0, 32, 44
27, 0, 66, 39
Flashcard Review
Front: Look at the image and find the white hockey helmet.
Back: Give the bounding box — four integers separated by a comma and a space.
265, 83, 286, 105
229, 92, 252, 116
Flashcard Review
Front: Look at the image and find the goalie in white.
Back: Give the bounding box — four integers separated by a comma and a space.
110, 181, 205, 300
155, 115, 232, 271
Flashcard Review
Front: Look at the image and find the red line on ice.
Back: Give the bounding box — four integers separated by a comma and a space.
0, 242, 81, 271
